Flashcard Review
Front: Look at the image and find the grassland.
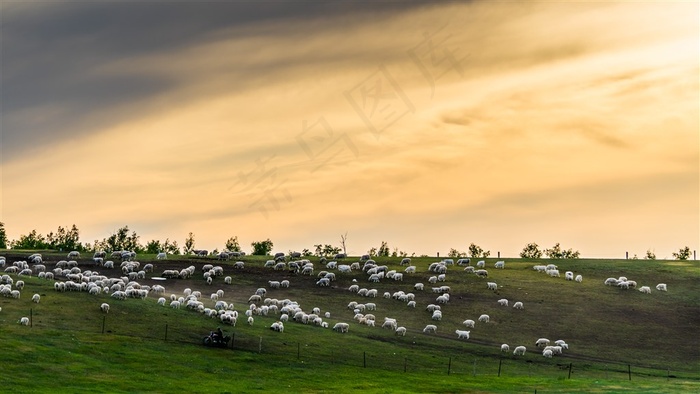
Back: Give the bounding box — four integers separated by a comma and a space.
0, 251, 698, 393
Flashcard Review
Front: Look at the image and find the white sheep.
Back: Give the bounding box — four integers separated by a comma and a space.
656, 283, 667, 292
100, 303, 110, 313
535, 338, 550, 348
554, 340, 569, 350
395, 326, 407, 336
333, 322, 349, 333
638, 286, 651, 294
170, 300, 181, 309
501, 344, 510, 352
565, 271, 574, 281
414, 283, 424, 291
478, 314, 489, 323
543, 349, 553, 358
575, 274, 583, 283
513, 301, 524, 310
513, 346, 526, 356
19, 317, 30, 326
463, 319, 475, 328
476, 260, 485, 268
423, 324, 437, 334
494, 261, 505, 269
32, 294, 40, 303
455, 329, 470, 339
487, 282, 498, 291
498, 298, 509, 307
157, 297, 166, 306
247, 316, 254, 325
224, 276, 232, 285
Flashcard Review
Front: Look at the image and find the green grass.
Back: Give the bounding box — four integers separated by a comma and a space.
0, 251, 698, 392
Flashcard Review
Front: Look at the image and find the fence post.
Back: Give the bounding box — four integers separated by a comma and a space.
498, 251, 500, 258
628, 364, 631, 381
102, 316, 106, 334
626, 251, 629, 259
568, 363, 572, 379
498, 359, 502, 377
447, 357, 451, 375
164, 323, 168, 341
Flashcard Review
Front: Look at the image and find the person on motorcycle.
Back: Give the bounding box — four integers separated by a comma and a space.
212, 327, 224, 341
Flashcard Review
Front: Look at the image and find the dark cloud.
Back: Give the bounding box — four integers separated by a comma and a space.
1, 0, 442, 161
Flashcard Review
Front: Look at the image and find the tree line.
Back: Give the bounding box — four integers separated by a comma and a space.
0, 222, 694, 260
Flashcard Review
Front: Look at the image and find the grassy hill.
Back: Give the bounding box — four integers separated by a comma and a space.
1, 251, 698, 393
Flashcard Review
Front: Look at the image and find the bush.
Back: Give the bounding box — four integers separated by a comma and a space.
520, 243, 543, 259
672, 246, 691, 260
251, 239, 274, 256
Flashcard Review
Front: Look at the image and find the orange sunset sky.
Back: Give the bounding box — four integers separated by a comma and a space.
1, 1, 698, 258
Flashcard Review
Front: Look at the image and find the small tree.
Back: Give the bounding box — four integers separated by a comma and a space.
367, 247, 377, 257
145, 240, 162, 254
251, 239, 274, 255
314, 244, 323, 257
448, 248, 467, 258
377, 241, 390, 257
163, 238, 180, 255
225, 236, 241, 252
672, 246, 691, 260
468, 243, 490, 258
645, 249, 656, 260
301, 248, 312, 257
0, 222, 7, 249
184, 232, 196, 255
11, 229, 48, 250
520, 243, 543, 259
545, 243, 579, 259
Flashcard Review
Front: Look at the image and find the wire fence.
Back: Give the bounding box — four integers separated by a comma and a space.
17, 306, 699, 384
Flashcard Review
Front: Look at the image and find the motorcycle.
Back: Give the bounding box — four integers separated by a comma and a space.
203, 332, 231, 348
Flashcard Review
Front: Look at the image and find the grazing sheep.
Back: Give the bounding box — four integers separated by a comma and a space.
501, 344, 510, 352
475, 269, 488, 278
478, 314, 490, 323
157, 297, 166, 306
605, 278, 618, 286
543, 349, 553, 358
513, 346, 526, 356
656, 283, 667, 292
497, 298, 509, 307
16, 280, 25, 290
100, 303, 110, 313
395, 326, 407, 336
247, 316, 254, 325
423, 324, 437, 334
565, 271, 574, 281
156, 252, 167, 260
170, 300, 181, 309
333, 322, 349, 333
494, 261, 505, 269
19, 317, 30, 326
535, 338, 550, 348
513, 301, 524, 310
575, 274, 583, 283
463, 319, 475, 328
476, 260, 485, 268
455, 329, 470, 339
487, 282, 498, 291
639, 286, 651, 294
554, 340, 569, 350
32, 294, 40, 303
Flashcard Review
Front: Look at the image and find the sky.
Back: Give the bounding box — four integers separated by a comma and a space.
1, 0, 698, 258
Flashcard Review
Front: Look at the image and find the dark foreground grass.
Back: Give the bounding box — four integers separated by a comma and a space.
0, 252, 698, 392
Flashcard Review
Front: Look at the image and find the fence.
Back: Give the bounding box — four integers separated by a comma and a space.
16, 307, 699, 384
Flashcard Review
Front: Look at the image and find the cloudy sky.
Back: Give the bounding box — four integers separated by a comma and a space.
1, 1, 698, 258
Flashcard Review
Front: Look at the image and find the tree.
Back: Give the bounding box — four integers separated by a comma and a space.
301, 248, 312, 257
367, 247, 377, 257
377, 241, 390, 257
184, 232, 196, 255
448, 248, 467, 258
11, 229, 47, 250
251, 239, 274, 255
468, 243, 490, 258
520, 243, 543, 259
145, 240, 162, 254
0, 222, 7, 249
225, 236, 241, 252
102, 226, 142, 252
545, 243, 579, 259
645, 249, 656, 260
322, 244, 341, 257
672, 246, 691, 260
